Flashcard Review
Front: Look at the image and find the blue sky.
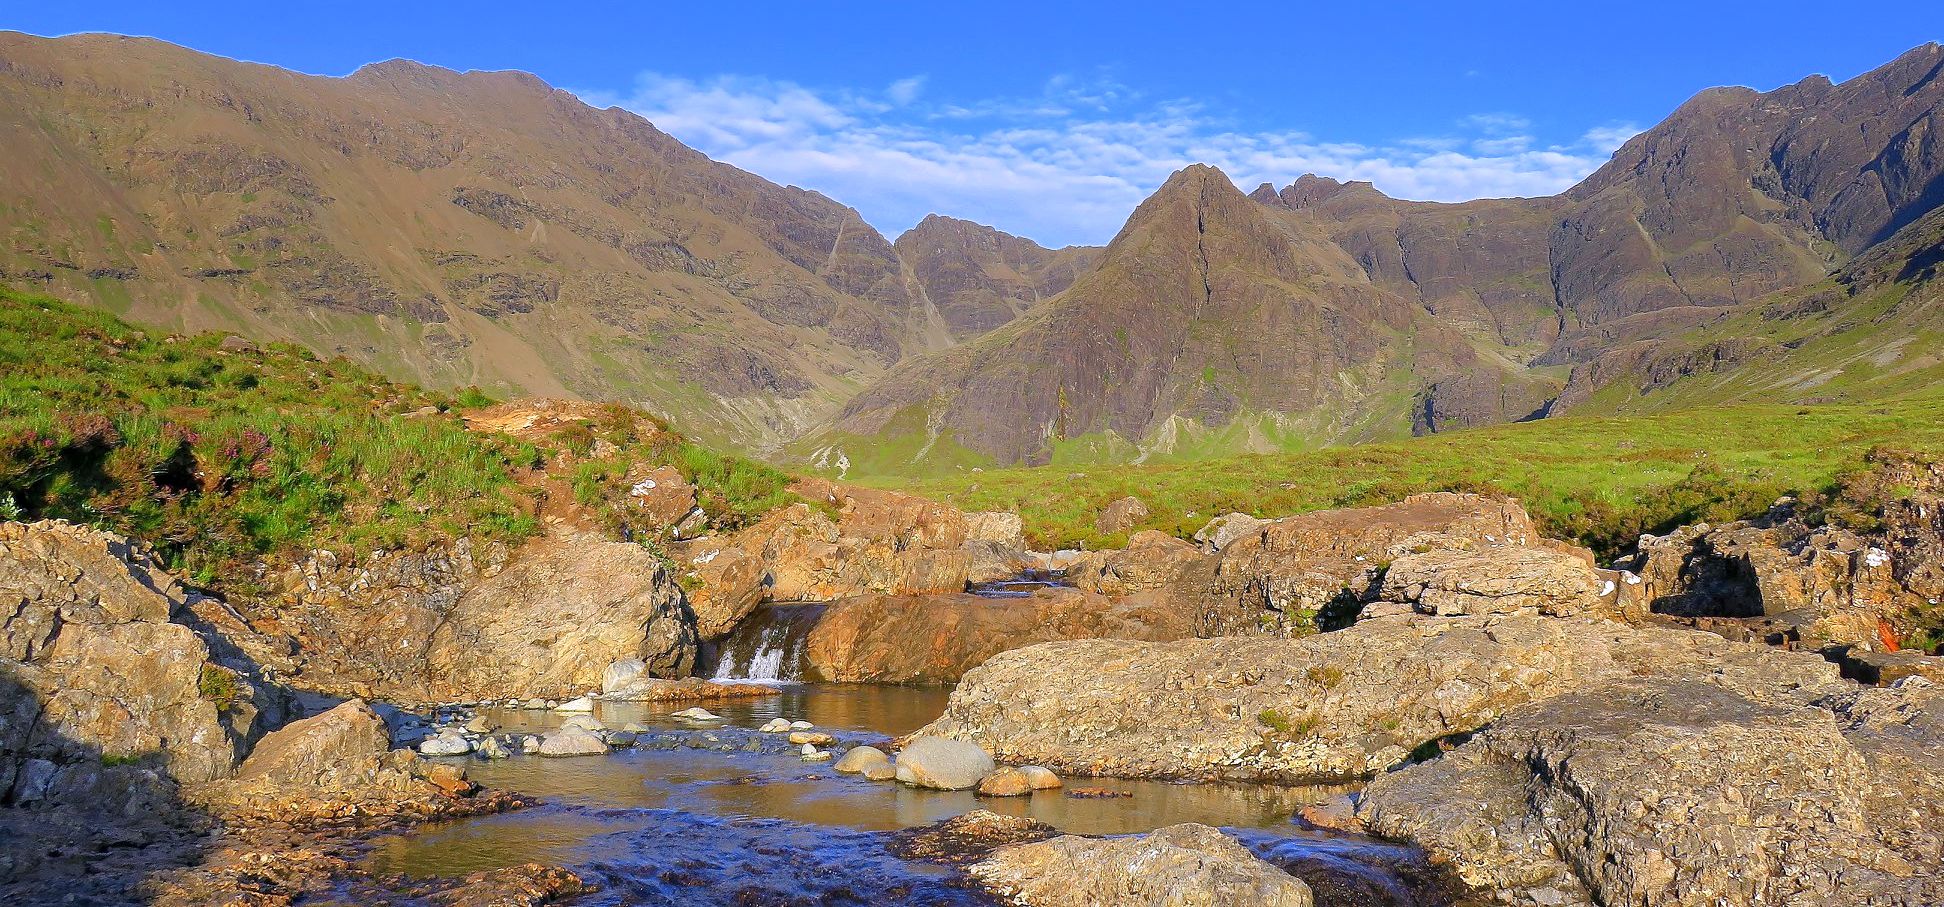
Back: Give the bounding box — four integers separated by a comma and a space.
8, 2, 1939, 246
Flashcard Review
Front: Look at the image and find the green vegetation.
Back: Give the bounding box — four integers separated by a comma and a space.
0, 290, 537, 587
196, 664, 241, 709
0, 289, 801, 594
881, 392, 1944, 559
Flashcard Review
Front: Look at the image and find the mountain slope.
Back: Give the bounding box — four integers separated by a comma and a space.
0, 31, 957, 450
821, 166, 1557, 467
893, 214, 1099, 341
820, 43, 1944, 471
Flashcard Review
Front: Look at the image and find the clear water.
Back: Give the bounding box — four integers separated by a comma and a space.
708, 603, 826, 681
366, 685, 1460, 906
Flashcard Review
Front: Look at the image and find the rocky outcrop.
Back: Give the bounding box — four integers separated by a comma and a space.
969, 823, 1314, 907
421, 530, 697, 698
1376, 546, 1604, 617
703, 479, 978, 603
1198, 493, 1558, 637
1359, 677, 1944, 907
682, 546, 767, 640
1, 521, 283, 795
916, 612, 1841, 784
1066, 530, 1211, 597
1628, 507, 1922, 649
802, 586, 1192, 683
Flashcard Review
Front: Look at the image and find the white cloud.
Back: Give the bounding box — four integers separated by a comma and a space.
576, 74, 1645, 247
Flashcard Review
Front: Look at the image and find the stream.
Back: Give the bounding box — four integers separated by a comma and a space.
367, 686, 1464, 906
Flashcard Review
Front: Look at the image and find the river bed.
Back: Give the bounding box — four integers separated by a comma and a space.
367, 685, 1459, 906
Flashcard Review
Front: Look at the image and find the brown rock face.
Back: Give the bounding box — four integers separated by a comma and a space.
916, 612, 1841, 784
894, 215, 1099, 340
803, 587, 1192, 683
1359, 678, 1944, 907
1377, 546, 1604, 617
708, 479, 978, 603
969, 823, 1315, 907
0, 521, 279, 790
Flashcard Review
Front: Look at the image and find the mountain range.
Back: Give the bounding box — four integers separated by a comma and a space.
3, 32, 1941, 471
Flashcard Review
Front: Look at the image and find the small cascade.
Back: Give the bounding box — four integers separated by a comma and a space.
709, 603, 827, 682
968, 568, 1069, 599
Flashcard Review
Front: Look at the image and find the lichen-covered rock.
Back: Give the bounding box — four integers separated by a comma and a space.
1357, 678, 1944, 907
803, 587, 1192, 683
969, 823, 1313, 907
1095, 495, 1151, 534
1377, 546, 1603, 617
916, 613, 1842, 783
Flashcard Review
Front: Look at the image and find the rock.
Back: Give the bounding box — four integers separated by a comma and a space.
716, 479, 977, 603
1377, 546, 1604, 617
559, 715, 605, 733
1193, 513, 1266, 553
805, 587, 1192, 683
671, 707, 721, 722
1197, 492, 1558, 637
888, 810, 1059, 866
788, 731, 835, 746
627, 465, 700, 534
893, 737, 995, 790
0, 521, 281, 791
1359, 678, 1944, 907
553, 696, 596, 713
964, 511, 1026, 549
969, 823, 1313, 907
862, 761, 896, 781
1094, 495, 1151, 534
1018, 765, 1062, 790
417, 731, 473, 757
789, 720, 813, 730
1066, 530, 1210, 597
963, 538, 1035, 585
189, 700, 486, 823
681, 547, 766, 640
976, 767, 1032, 797
536, 729, 608, 757
1628, 506, 1921, 648
421, 529, 699, 698
915, 612, 1843, 783
463, 715, 495, 733
760, 718, 792, 733
799, 743, 829, 761
833, 745, 890, 775
1823, 645, 1944, 684
601, 674, 778, 703
474, 736, 511, 759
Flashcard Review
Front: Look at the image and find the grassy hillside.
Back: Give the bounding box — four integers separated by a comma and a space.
878, 391, 1944, 558
0, 289, 793, 591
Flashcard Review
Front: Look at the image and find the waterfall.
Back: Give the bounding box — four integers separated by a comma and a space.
709, 603, 826, 682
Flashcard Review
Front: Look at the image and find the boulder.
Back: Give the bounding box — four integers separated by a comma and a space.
1358, 678, 1944, 907
833, 745, 890, 775
722, 479, 976, 602
626, 465, 700, 534
893, 736, 995, 790
915, 613, 1843, 783
1193, 513, 1266, 553
227, 700, 392, 791
969, 823, 1313, 907
1067, 531, 1211, 597
671, 707, 721, 721
1094, 496, 1151, 535
536, 729, 607, 757
964, 511, 1026, 549
1377, 546, 1604, 617
422, 530, 699, 698
553, 696, 596, 713
804, 588, 1193, 683
976, 766, 1032, 797
1018, 765, 1062, 790
417, 732, 472, 757
788, 731, 835, 746
559, 715, 605, 733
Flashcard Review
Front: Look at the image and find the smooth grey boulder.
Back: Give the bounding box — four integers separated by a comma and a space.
893, 736, 994, 790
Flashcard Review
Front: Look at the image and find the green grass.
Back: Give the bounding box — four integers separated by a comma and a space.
878, 393, 1944, 559
0, 289, 541, 588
